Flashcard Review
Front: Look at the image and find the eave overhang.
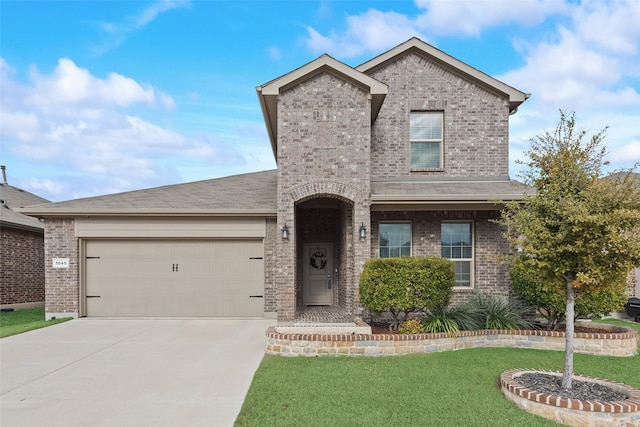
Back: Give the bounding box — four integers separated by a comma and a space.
357, 37, 529, 113
257, 54, 388, 160
17, 208, 278, 219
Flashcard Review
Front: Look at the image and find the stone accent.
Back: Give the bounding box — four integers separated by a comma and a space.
265, 321, 638, 357
367, 51, 510, 179
0, 227, 45, 306
500, 369, 640, 426
44, 218, 79, 319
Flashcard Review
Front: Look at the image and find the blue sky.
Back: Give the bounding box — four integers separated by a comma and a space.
1, 0, 639, 202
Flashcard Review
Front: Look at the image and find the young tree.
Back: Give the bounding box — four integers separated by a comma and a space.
500, 111, 640, 389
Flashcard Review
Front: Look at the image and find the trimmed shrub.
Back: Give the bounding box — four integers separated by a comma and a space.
359, 257, 455, 330
510, 256, 628, 330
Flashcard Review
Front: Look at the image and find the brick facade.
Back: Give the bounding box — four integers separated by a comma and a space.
275, 72, 373, 322
368, 52, 510, 179
0, 227, 45, 306
371, 210, 510, 304
44, 218, 79, 319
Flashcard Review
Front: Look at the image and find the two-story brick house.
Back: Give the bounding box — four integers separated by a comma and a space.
22, 38, 531, 323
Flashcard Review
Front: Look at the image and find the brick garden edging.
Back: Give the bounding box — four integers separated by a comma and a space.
500, 369, 640, 426
265, 321, 638, 357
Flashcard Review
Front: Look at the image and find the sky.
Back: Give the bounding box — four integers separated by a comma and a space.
1, 0, 639, 203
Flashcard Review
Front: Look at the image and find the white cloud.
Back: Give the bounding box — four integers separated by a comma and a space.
414, 0, 568, 36
94, 0, 191, 55
25, 58, 172, 115
28, 177, 65, 197
1, 57, 249, 200
304, 0, 567, 57
607, 140, 640, 164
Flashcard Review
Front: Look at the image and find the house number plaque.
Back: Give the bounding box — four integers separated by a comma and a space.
52, 258, 70, 268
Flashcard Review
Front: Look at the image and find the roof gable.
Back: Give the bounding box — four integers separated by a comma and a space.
356, 37, 528, 113
256, 54, 387, 159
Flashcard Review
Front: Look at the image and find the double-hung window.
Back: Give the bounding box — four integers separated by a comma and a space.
410, 112, 443, 170
379, 223, 411, 258
441, 222, 473, 287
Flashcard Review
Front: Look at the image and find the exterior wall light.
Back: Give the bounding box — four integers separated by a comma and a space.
281, 224, 289, 240
359, 223, 367, 240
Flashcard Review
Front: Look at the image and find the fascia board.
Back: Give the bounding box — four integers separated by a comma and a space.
16, 208, 278, 218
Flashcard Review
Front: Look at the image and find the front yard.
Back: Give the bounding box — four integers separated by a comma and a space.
235, 319, 640, 427
0, 307, 71, 338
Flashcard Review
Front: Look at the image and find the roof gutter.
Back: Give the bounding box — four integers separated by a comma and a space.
16, 208, 278, 219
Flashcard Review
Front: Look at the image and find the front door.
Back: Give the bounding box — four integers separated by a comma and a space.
303, 243, 333, 305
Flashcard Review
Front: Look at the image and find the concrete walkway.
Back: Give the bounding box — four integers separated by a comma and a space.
0, 318, 274, 427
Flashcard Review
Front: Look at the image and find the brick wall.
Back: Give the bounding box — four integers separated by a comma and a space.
276, 71, 372, 322
44, 218, 79, 319
371, 210, 510, 303
264, 217, 278, 315
367, 52, 510, 178
0, 227, 45, 305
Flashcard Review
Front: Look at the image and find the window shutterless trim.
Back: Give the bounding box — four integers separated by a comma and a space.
440, 220, 474, 288
378, 221, 412, 258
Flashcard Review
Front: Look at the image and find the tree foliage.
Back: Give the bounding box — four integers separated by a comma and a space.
510, 256, 628, 330
359, 257, 455, 330
499, 111, 640, 389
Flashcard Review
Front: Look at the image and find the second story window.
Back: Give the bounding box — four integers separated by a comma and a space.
410, 112, 443, 170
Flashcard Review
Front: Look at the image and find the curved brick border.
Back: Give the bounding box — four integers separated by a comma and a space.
500, 369, 640, 426
265, 321, 638, 357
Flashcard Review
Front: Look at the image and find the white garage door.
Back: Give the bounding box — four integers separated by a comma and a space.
85, 240, 264, 317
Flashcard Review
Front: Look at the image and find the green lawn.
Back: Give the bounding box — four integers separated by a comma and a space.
236, 319, 640, 427
0, 307, 72, 338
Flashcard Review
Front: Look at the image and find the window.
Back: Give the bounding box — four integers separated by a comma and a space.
379, 223, 411, 258
410, 112, 443, 169
441, 222, 473, 287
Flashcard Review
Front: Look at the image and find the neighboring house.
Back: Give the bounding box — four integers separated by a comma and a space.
21, 38, 533, 322
0, 166, 49, 309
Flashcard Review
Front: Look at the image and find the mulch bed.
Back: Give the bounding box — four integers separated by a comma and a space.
516, 373, 627, 401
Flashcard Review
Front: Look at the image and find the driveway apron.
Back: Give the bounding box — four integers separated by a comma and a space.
0, 318, 274, 427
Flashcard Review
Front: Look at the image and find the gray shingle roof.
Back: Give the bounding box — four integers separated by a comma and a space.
18, 170, 535, 218
19, 170, 278, 217
0, 184, 49, 231
371, 177, 534, 206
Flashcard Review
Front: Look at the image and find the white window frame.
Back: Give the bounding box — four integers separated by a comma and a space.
440, 221, 474, 288
410, 111, 444, 171
378, 222, 412, 258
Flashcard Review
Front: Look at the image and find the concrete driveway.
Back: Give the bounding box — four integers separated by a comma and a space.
0, 318, 274, 427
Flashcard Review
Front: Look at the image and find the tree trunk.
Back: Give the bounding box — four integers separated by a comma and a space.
562, 272, 576, 390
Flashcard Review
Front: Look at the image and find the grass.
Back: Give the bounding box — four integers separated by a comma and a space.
236, 318, 640, 427
0, 307, 72, 338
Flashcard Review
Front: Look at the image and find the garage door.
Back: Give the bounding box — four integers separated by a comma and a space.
85, 240, 264, 317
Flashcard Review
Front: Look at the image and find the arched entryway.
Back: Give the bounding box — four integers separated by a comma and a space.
294, 196, 355, 320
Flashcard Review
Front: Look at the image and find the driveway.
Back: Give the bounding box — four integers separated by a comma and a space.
0, 318, 274, 427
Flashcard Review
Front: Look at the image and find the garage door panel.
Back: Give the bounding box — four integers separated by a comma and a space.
85, 240, 264, 317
